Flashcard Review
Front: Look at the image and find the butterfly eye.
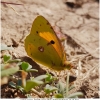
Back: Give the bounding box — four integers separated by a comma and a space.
38, 46, 44, 52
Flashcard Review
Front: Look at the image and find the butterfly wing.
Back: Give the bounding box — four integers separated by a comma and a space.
25, 16, 67, 71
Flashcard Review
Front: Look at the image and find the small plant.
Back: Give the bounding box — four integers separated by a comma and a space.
1, 54, 20, 78
55, 73, 83, 98
9, 65, 83, 98
1, 54, 20, 86
1, 53, 83, 98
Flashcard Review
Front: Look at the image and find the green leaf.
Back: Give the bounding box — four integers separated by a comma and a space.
21, 62, 32, 72
34, 75, 48, 81
17, 79, 22, 86
45, 73, 54, 83
44, 84, 57, 94
27, 69, 38, 72
55, 93, 64, 98
57, 80, 66, 94
24, 79, 43, 92
3, 55, 12, 63
9, 80, 24, 93
68, 85, 75, 91
9, 81, 16, 88
1, 66, 19, 77
17, 86, 24, 93
8, 59, 21, 63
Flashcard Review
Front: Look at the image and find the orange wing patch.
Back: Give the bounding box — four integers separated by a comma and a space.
39, 32, 63, 59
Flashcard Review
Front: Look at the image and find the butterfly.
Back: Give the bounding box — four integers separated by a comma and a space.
24, 15, 73, 71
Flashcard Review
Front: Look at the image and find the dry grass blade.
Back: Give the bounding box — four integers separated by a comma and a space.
1, 1, 23, 16
80, 65, 98, 81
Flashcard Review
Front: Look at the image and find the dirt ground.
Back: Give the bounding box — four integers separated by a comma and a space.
1, 0, 99, 98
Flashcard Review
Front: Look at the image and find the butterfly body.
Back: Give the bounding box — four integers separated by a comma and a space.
25, 16, 72, 71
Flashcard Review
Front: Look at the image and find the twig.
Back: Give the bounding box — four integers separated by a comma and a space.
1, 1, 23, 5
